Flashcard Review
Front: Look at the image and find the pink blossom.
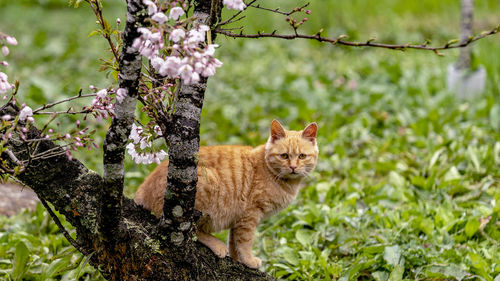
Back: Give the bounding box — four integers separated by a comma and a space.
0, 72, 12, 94
116, 88, 128, 103
169, 29, 185, 43
0, 61, 8, 66
158, 56, 182, 77
65, 149, 73, 161
152, 12, 168, 24
151, 56, 165, 70
133, 28, 163, 58
143, 0, 158, 15
129, 123, 143, 144
19, 106, 33, 121
202, 58, 222, 77
139, 138, 151, 149
126, 142, 168, 165
5, 36, 17, 46
96, 89, 108, 98
1, 46, 9, 56
169, 7, 185, 20
185, 25, 209, 44
204, 44, 218, 56
2, 114, 11, 120
179, 64, 199, 84
223, 0, 246, 10
153, 125, 162, 136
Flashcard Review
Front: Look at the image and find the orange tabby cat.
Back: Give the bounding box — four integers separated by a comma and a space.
135, 120, 318, 268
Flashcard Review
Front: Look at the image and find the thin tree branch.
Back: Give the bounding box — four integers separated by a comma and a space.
217, 0, 257, 27
249, 2, 310, 16
38, 196, 91, 256
32, 90, 95, 114
100, 0, 145, 240
215, 25, 500, 53
1, 102, 103, 254
85, 0, 121, 66
33, 110, 91, 115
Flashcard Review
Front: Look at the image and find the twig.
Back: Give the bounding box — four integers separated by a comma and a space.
33, 91, 96, 113
5, 148, 22, 166
38, 196, 91, 256
33, 111, 90, 115
249, 2, 310, 16
215, 25, 500, 52
217, 0, 258, 27
85, 0, 121, 65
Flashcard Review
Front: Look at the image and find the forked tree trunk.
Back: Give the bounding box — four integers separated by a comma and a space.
0, 0, 274, 280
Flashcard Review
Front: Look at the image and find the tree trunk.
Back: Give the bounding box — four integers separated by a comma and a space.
457, 0, 474, 70
0, 0, 274, 280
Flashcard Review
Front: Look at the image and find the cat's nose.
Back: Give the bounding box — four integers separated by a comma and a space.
290, 166, 297, 172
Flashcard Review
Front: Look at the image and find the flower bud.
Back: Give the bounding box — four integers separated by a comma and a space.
6, 36, 17, 46
1, 46, 9, 56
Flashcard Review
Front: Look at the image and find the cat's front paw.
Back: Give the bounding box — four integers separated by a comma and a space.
211, 243, 229, 258
241, 256, 262, 269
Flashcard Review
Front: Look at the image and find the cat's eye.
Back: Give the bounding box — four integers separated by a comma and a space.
298, 154, 307, 159
280, 153, 289, 159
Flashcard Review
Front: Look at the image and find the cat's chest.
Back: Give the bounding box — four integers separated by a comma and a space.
253, 182, 299, 220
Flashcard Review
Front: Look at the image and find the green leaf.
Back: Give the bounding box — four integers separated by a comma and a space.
426, 265, 469, 280
443, 166, 461, 182
419, 218, 435, 236
45, 256, 71, 278
383, 245, 401, 266
465, 218, 480, 237
295, 229, 313, 247
387, 265, 404, 281
489, 104, 500, 131
389, 171, 406, 188
469, 252, 488, 270
11, 241, 30, 281
282, 248, 299, 265
429, 148, 445, 168
372, 271, 389, 281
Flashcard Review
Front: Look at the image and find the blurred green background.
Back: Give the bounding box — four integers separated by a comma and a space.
1, 0, 500, 280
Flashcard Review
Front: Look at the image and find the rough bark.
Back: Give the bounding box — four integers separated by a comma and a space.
160, 0, 215, 248
161, 79, 206, 247
101, 0, 145, 240
0, 0, 275, 280
1, 102, 273, 280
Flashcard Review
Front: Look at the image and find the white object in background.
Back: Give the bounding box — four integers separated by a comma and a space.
447, 64, 486, 100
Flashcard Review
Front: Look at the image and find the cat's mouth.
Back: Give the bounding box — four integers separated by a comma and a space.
286, 171, 304, 179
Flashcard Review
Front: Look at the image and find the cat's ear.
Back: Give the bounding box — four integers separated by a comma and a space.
270, 119, 286, 142
302, 122, 318, 143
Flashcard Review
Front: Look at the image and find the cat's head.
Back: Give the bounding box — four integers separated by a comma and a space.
264, 120, 318, 180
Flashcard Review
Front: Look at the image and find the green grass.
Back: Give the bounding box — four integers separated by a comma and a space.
1, 0, 500, 280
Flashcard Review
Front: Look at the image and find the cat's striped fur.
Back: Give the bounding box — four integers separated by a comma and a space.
134, 120, 318, 268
